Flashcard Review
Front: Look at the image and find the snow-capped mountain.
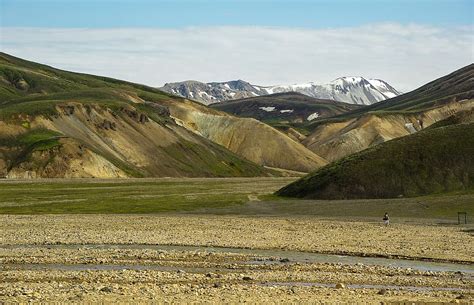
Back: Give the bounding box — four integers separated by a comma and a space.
160, 80, 265, 105
160, 77, 401, 105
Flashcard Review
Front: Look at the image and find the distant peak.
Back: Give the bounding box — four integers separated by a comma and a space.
331, 76, 368, 84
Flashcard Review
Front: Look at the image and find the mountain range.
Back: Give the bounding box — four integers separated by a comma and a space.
160, 77, 401, 106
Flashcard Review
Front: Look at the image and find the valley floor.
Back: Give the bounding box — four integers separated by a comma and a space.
0, 178, 473, 303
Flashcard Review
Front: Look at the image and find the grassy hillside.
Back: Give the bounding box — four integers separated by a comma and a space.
277, 123, 474, 199
211, 92, 360, 135
0, 53, 280, 178
426, 108, 474, 129
0, 53, 328, 176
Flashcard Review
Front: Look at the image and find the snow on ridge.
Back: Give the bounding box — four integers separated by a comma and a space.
382, 91, 397, 98
368, 79, 400, 98
288, 83, 314, 90
307, 112, 320, 121
280, 109, 294, 113
331, 76, 366, 86
259, 106, 276, 112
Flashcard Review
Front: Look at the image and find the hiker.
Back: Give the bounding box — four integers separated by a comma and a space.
418, 119, 424, 129
383, 212, 390, 226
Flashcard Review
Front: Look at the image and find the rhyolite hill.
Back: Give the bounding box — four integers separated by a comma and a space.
0, 52, 327, 178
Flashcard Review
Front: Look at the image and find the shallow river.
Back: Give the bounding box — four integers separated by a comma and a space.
2, 243, 473, 274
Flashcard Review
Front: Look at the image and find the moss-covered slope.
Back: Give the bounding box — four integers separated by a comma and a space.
277, 123, 474, 199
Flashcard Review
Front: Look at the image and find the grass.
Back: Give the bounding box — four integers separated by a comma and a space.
0, 178, 471, 222
0, 178, 295, 214
210, 192, 474, 221
0, 128, 63, 173
0, 52, 178, 123
0, 128, 62, 148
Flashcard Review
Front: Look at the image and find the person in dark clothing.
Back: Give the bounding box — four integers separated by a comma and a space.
418, 119, 424, 129
383, 212, 390, 226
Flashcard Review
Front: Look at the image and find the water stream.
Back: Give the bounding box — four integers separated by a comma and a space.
2, 243, 473, 274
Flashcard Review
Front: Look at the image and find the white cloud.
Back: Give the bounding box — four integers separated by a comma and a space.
1, 24, 472, 91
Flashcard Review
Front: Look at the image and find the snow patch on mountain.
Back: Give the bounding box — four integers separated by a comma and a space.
307, 112, 320, 121
259, 106, 276, 112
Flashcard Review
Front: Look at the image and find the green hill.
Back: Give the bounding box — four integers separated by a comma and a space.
276, 123, 474, 199
0, 53, 280, 178
0, 53, 329, 177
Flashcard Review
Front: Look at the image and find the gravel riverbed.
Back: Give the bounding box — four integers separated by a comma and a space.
1, 215, 472, 303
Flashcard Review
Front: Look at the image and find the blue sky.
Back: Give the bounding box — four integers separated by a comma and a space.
0, 1, 473, 91
1, 0, 472, 28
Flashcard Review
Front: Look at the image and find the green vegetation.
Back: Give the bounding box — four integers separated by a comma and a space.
0, 52, 178, 122
0, 177, 471, 221
0, 178, 294, 214
0, 128, 62, 150
211, 192, 474, 220
0, 128, 63, 173
160, 140, 272, 177
277, 124, 474, 199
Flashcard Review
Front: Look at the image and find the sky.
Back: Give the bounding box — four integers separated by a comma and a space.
1, 0, 473, 91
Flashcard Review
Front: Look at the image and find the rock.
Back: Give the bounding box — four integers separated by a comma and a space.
279, 258, 290, 263
242, 276, 253, 281
177, 269, 186, 274
455, 294, 465, 299
139, 114, 149, 124
100, 287, 113, 293
377, 288, 387, 295
335, 283, 345, 289
62, 105, 75, 115
15, 78, 30, 90
213, 283, 222, 288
